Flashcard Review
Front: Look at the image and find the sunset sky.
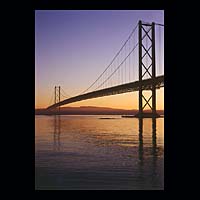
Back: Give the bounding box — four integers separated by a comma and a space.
35, 10, 164, 110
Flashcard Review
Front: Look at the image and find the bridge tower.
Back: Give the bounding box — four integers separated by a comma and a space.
54, 86, 61, 114
135, 21, 160, 118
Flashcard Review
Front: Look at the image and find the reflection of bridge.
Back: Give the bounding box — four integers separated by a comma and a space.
52, 115, 159, 169
53, 115, 61, 151
47, 21, 164, 118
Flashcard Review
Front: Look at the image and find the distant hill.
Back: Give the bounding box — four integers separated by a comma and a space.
35, 106, 164, 115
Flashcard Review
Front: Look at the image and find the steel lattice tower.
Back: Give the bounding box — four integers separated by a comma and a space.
135, 21, 160, 118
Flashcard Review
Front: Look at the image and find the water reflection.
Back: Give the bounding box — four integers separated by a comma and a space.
138, 118, 143, 164
138, 117, 157, 162
53, 115, 61, 151
152, 117, 157, 156
52, 115, 159, 156
36, 115, 163, 189
152, 118, 157, 179
138, 118, 159, 187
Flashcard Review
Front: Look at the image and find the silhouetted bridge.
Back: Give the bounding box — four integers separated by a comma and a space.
47, 21, 164, 118
47, 75, 163, 110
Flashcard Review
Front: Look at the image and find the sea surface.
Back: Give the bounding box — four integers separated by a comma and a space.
35, 115, 164, 190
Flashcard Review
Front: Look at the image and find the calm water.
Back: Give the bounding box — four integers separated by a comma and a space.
35, 115, 164, 190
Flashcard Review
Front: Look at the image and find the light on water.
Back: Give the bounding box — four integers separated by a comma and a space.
35, 115, 164, 190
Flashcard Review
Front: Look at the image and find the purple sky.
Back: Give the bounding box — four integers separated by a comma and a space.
35, 10, 164, 108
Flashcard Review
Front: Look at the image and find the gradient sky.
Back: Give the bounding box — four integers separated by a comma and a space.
35, 10, 164, 109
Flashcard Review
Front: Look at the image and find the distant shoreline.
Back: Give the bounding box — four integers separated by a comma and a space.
35, 106, 164, 116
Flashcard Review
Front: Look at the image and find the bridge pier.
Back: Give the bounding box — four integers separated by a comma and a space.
135, 20, 160, 118
135, 112, 160, 118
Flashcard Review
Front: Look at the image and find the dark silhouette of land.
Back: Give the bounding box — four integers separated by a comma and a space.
35, 106, 164, 116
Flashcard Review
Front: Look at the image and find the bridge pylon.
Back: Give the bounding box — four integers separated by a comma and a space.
135, 20, 160, 118
54, 86, 61, 114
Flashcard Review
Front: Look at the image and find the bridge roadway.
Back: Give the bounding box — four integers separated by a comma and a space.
47, 75, 164, 110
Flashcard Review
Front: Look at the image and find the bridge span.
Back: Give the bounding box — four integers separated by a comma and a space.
47, 75, 163, 110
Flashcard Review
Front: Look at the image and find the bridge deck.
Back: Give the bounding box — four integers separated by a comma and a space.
47, 75, 164, 110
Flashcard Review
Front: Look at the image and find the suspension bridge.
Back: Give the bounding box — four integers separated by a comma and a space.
46, 20, 164, 118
